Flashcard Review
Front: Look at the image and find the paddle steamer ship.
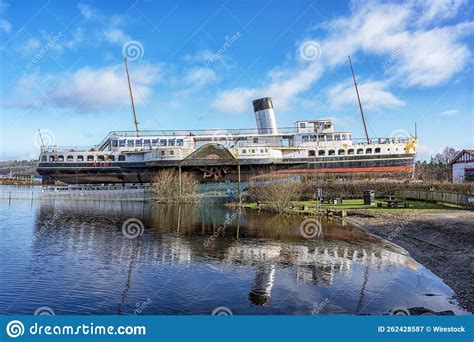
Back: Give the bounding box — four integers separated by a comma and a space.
36, 58, 417, 184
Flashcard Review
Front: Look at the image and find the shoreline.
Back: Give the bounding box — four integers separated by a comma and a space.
343, 210, 474, 314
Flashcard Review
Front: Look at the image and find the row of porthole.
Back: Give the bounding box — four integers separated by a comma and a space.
42, 155, 126, 162
311, 147, 385, 156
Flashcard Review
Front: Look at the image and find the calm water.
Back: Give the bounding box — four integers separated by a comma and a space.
0, 193, 468, 315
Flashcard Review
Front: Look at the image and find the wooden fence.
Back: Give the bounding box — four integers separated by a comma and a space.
395, 190, 474, 208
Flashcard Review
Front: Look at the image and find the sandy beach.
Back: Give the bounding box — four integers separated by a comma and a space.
345, 210, 474, 313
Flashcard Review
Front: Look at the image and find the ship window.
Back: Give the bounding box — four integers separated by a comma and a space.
318, 134, 325, 141
334, 135, 341, 141
169, 150, 174, 156
87, 155, 94, 161
318, 150, 325, 156
310, 135, 317, 142
57, 155, 64, 162
143, 139, 150, 146
328, 150, 335, 156
67, 155, 74, 162
177, 139, 183, 146
111, 140, 118, 147
152, 139, 159, 146
366, 148, 373, 154
77, 155, 84, 162
41, 156, 47, 162
302, 135, 309, 143
119, 140, 126, 147
251, 149, 255, 154
160, 140, 167, 146
127, 140, 134, 147
300, 122, 306, 128
260, 149, 264, 153
357, 148, 363, 155
135, 139, 143, 147
242, 149, 247, 154
309, 150, 316, 157
326, 135, 333, 141
49, 156, 55, 162
341, 135, 347, 140
98, 155, 104, 161
348, 135, 352, 140
108, 155, 115, 161
375, 147, 381, 153
348, 149, 354, 155
338, 149, 345, 155
118, 155, 125, 161
161, 150, 165, 156
168, 139, 175, 146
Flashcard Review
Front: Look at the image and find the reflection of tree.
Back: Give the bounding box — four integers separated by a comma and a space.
117, 241, 140, 315
355, 264, 370, 314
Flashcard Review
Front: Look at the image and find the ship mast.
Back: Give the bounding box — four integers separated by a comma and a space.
37, 129, 45, 152
123, 54, 140, 136
348, 56, 370, 143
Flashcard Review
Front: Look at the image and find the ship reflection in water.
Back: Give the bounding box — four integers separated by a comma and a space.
0, 200, 468, 315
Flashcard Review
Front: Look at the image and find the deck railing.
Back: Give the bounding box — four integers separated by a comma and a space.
40, 136, 411, 154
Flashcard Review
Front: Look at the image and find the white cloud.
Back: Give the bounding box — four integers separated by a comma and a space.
184, 50, 215, 63
416, 0, 468, 25
213, 88, 259, 113
328, 79, 405, 110
0, 18, 10, 33
439, 109, 458, 116
8, 64, 162, 112
212, 0, 473, 113
18, 38, 41, 54
185, 67, 218, 87
212, 62, 323, 113
104, 28, 131, 45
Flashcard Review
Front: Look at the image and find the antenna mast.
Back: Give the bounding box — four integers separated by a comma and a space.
124, 54, 140, 136
348, 56, 370, 143
37, 129, 45, 151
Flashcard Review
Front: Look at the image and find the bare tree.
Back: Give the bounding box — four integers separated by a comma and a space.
151, 169, 199, 203
249, 176, 302, 213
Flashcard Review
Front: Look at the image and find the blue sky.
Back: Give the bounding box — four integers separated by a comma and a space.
0, 0, 473, 160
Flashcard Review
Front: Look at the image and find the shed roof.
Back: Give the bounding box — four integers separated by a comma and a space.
449, 149, 474, 165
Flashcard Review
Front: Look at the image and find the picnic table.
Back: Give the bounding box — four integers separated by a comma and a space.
377, 200, 410, 208
321, 197, 343, 205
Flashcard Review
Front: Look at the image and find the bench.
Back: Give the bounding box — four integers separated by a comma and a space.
377, 200, 410, 208
321, 198, 343, 205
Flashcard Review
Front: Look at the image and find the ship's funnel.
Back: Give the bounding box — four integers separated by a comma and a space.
252, 97, 278, 134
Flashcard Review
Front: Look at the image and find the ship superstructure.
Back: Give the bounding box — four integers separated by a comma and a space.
36, 97, 417, 184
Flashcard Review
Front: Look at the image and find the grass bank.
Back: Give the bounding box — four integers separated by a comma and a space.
239, 198, 463, 215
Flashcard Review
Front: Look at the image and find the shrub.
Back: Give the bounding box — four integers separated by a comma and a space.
249, 176, 302, 213
151, 169, 199, 203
